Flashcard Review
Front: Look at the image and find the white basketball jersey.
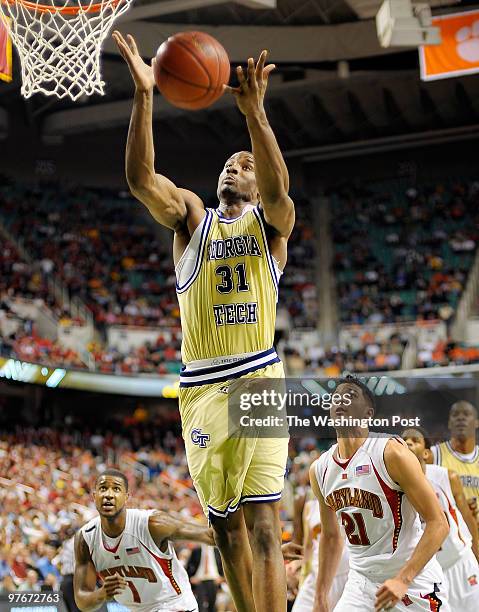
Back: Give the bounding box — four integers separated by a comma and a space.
304, 499, 349, 576
315, 436, 429, 578
81, 509, 197, 612
426, 464, 472, 569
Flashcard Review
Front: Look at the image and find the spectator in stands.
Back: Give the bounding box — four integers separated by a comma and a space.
34, 544, 61, 583
0, 183, 319, 368
0, 575, 17, 593
18, 569, 41, 592
332, 179, 478, 325
2, 178, 479, 376
55, 533, 80, 612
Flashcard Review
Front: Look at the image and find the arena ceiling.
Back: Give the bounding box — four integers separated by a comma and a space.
1, 0, 479, 155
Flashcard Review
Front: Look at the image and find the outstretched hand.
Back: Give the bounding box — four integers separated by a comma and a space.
112, 31, 156, 92
224, 50, 275, 116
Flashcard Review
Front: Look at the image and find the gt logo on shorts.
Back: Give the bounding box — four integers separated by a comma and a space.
191, 428, 210, 448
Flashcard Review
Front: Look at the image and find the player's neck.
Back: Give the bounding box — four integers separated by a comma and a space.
449, 437, 476, 454
218, 199, 254, 218
101, 510, 127, 537
336, 432, 368, 460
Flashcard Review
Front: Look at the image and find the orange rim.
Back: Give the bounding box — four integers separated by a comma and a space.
3, 0, 122, 14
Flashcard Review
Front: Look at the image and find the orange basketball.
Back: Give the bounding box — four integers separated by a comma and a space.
154, 31, 231, 111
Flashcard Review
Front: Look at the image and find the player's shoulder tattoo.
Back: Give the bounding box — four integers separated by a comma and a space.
74, 530, 92, 564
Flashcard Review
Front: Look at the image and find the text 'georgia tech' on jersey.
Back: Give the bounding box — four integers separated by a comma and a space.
81, 509, 197, 612
176, 204, 282, 387
432, 441, 479, 503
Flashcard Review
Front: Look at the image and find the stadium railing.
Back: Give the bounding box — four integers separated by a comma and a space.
3, 354, 479, 398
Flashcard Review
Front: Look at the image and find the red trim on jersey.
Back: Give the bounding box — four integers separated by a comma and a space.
420, 591, 443, 611
439, 485, 466, 546
101, 534, 122, 554
321, 464, 329, 488
139, 541, 182, 595
332, 447, 360, 470
371, 460, 403, 552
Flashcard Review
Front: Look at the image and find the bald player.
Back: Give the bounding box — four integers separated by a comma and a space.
431, 401, 479, 521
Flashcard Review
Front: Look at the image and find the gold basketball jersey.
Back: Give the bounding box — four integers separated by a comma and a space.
432, 441, 479, 502
176, 205, 281, 367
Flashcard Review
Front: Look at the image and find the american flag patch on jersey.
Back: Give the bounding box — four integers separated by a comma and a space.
126, 547, 140, 555
355, 464, 371, 476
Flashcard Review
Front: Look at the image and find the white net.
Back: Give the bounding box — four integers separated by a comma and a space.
0, 0, 133, 100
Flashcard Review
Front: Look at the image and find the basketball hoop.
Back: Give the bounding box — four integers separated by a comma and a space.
0, 0, 133, 100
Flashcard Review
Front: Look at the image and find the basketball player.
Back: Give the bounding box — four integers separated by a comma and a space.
74, 469, 215, 612
292, 496, 349, 612
431, 401, 479, 521
113, 30, 295, 612
403, 427, 479, 610
310, 376, 450, 612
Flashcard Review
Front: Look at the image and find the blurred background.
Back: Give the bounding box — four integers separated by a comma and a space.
1, 0, 479, 608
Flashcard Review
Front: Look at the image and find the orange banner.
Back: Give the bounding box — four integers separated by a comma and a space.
420, 10, 479, 81
0, 16, 12, 83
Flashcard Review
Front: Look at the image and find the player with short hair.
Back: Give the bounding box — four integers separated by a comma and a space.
74, 470, 302, 612
403, 427, 479, 610
431, 401, 479, 521
310, 376, 450, 612
74, 469, 212, 612
112, 32, 295, 612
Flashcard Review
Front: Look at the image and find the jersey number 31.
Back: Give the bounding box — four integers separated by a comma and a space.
215, 263, 249, 294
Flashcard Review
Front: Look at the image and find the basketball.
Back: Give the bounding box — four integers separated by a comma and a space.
153, 31, 231, 110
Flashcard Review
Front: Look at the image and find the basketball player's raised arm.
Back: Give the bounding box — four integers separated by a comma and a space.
225, 51, 294, 238
112, 31, 203, 232
310, 462, 343, 612
74, 531, 127, 612
449, 468, 479, 561
374, 440, 449, 611
149, 511, 215, 546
